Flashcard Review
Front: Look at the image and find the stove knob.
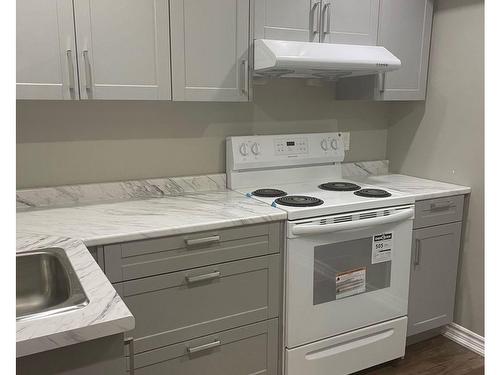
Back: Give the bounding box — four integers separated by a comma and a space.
239, 143, 249, 156
251, 142, 261, 155
330, 139, 338, 150
320, 139, 329, 151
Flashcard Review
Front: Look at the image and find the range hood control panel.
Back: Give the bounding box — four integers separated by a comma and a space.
227, 133, 345, 171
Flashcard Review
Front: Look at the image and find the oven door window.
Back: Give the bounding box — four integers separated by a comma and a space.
313, 237, 391, 305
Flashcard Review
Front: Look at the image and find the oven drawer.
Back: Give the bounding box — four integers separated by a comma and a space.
414, 195, 464, 229
128, 319, 278, 375
285, 317, 407, 375
105, 222, 281, 282
115, 254, 280, 354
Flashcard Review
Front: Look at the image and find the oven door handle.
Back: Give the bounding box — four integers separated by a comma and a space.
291, 209, 414, 236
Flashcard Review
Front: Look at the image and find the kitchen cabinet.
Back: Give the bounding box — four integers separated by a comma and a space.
376, 0, 434, 100
170, 0, 250, 101
255, 0, 378, 45
73, 0, 171, 100
407, 195, 464, 336
336, 0, 434, 100
129, 320, 278, 375
321, 0, 379, 45
17, 334, 126, 375
101, 222, 283, 374
254, 0, 321, 42
17, 0, 171, 100
16, 0, 78, 100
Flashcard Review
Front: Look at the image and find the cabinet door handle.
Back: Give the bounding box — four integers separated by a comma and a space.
66, 49, 76, 98
430, 201, 452, 211
186, 271, 221, 284
414, 239, 421, 266
378, 72, 386, 93
310, 1, 321, 38
185, 235, 220, 247
187, 340, 221, 354
241, 59, 249, 95
321, 2, 332, 40
83, 50, 93, 93
125, 337, 135, 375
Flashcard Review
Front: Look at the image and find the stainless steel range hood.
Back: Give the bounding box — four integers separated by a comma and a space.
254, 39, 401, 80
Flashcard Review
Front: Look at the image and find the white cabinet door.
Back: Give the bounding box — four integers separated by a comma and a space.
321, 0, 379, 45
255, 0, 322, 42
73, 0, 171, 100
377, 0, 434, 100
17, 0, 78, 100
170, 0, 250, 102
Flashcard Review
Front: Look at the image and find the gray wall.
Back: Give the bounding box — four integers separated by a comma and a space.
17, 80, 390, 188
387, 0, 484, 335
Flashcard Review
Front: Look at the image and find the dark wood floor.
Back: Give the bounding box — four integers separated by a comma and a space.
356, 335, 484, 375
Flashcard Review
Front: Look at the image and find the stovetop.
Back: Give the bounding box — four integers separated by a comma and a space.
238, 179, 415, 220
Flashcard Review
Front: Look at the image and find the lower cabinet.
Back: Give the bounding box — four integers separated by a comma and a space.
17, 334, 125, 375
114, 254, 280, 353
407, 222, 462, 336
128, 319, 278, 375
104, 222, 283, 374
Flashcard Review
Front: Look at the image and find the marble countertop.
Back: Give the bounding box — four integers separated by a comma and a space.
16, 235, 134, 357
17, 190, 287, 247
349, 174, 471, 200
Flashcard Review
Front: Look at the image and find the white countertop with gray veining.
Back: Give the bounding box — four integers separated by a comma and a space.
16, 235, 135, 357
348, 174, 471, 200
17, 190, 287, 247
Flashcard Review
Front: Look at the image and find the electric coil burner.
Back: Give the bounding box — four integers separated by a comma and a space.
251, 188, 287, 198
319, 182, 362, 191
274, 195, 324, 207
354, 188, 392, 198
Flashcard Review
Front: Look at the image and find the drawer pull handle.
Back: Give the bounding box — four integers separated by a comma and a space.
185, 235, 220, 247
430, 202, 452, 211
186, 271, 221, 284
187, 340, 221, 354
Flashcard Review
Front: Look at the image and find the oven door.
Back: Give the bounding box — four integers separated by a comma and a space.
285, 205, 414, 349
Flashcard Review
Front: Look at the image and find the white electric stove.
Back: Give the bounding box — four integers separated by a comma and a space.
226, 133, 416, 375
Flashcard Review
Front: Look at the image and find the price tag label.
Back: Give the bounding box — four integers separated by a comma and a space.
372, 232, 393, 264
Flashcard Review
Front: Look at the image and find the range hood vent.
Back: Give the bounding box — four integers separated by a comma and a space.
254, 39, 401, 80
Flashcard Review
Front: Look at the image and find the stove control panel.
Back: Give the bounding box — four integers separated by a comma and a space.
227, 132, 345, 171
274, 137, 308, 155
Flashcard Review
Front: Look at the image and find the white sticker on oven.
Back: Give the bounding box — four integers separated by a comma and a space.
336, 267, 366, 300
372, 232, 393, 264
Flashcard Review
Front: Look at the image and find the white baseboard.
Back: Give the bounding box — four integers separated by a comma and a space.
442, 323, 484, 356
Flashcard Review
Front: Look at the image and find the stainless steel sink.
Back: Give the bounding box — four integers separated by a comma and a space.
16, 247, 89, 321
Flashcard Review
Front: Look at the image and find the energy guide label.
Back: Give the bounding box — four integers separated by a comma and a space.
336, 267, 366, 300
372, 232, 393, 264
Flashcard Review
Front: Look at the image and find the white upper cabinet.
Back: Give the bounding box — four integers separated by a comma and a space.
73, 0, 171, 100
376, 0, 434, 100
321, 0, 379, 45
170, 0, 250, 102
255, 0, 322, 42
17, 0, 78, 100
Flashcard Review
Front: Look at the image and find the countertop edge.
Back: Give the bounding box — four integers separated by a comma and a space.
82, 213, 287, 247
16, 236, 135, 357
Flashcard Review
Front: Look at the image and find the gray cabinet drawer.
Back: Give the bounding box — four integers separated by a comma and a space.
116, 254, 280, 354
128, 319, 278, 375
105, 222, 281, 282
414, 195, 464, 229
